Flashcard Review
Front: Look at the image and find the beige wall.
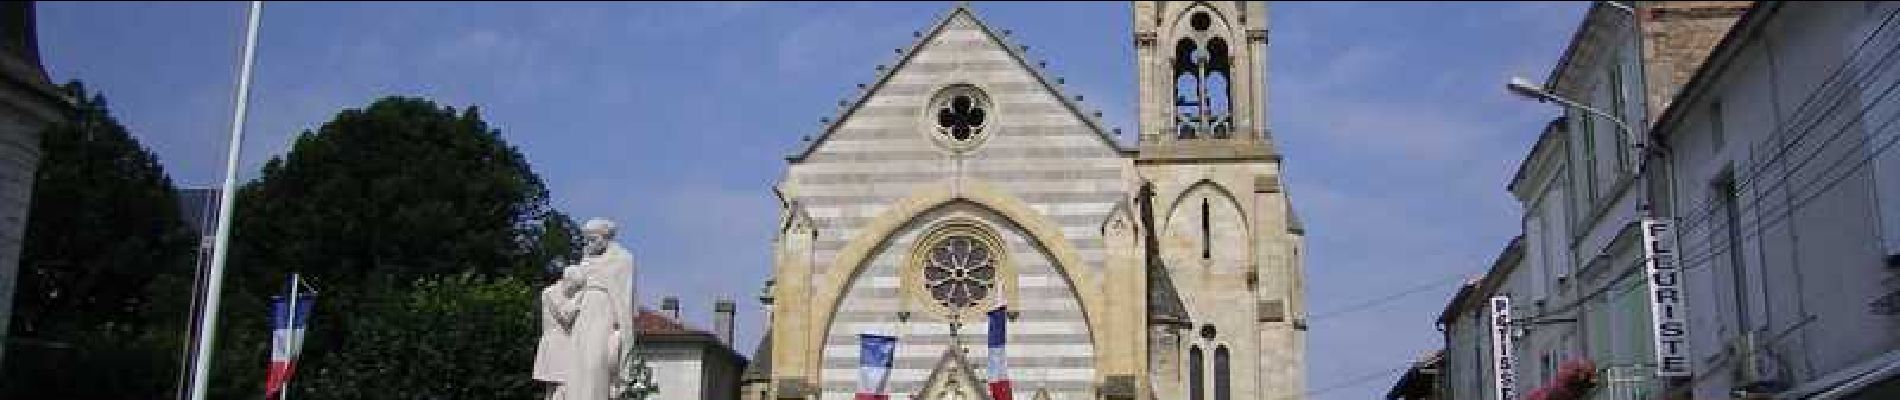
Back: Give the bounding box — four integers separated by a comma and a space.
763, 3, 1306, 399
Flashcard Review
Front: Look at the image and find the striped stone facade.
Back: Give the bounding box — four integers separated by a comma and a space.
757, 3, 1304, 400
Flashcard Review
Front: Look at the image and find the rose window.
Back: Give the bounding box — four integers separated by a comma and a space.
925, 85, 993, 152
921, 235, 996, 309
935, 95, 986, 141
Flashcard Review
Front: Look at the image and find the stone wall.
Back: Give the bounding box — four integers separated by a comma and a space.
1639, 1, 1752, 122
774, 9, 1126, 400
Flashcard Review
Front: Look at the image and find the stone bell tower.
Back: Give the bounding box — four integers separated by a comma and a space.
1133, 2, 1306, 399
1135, 0, 1271, 152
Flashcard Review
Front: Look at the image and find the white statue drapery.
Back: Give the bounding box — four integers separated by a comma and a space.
533, 219, 638, 400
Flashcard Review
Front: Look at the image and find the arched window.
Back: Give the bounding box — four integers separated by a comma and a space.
1189, 346, 1206, 400
1174, 38, 1202, 139
1170, 10, 1236, 140
1215, 345, 1232, 400
1205, 38, 1232, 138
1205, 71, 1230, 138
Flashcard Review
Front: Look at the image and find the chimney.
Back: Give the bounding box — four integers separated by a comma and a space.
1634, 1, 1752, 122
661, 296, 681, 321
714, 298, 736, 346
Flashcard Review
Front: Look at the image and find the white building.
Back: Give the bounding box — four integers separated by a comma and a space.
1430, 2, 1749, 399
1650, 1, 1900, 397
1436, 237, 1524, 400
640, 297, 749, 400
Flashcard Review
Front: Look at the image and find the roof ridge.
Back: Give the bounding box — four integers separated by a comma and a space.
785, 4, 1132, 162
636, 307, 711, 335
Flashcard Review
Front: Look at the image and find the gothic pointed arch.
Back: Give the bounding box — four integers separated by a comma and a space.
1164, 3, 1240, 140
805, 179, 1109, 381
1099, 198, 1141, 239
914, 348, 992, 400
1161, 179, 1252, 240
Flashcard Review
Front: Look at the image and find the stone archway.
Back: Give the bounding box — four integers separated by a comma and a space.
802, 178, 1111, 384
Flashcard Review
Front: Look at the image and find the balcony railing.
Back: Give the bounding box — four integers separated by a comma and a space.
1591, 364, 1659, 400
1173, 113, 1233, 139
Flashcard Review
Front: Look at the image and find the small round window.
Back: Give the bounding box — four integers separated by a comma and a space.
926, 85, 993, 152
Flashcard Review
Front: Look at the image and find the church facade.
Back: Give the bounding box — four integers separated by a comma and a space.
748, 2, 1306, 399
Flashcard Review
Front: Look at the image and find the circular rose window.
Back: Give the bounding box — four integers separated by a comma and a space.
904, 221, 1011, 321
923, 235, 996, 309
924, 85, 994, 152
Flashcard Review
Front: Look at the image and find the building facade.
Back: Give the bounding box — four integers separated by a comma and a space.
748, 2, 1307, 399
1437, 238, 1523, 400
1429, 2, 1748, 400
641, 298, 749, 400
1385, 350, 1445, 400
1649, 2, 1900, 397
0, 1, 70, 367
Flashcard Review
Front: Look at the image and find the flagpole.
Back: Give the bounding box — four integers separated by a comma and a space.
186, 2, 262, 399
282, 273, 299, 400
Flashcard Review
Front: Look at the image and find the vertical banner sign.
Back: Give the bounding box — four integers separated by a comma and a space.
1643, 218, 1691, 377
1489, 296, 1516, 400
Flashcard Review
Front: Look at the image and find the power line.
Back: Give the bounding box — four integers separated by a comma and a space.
1305, 364, 1411, 397
1309, 273, 1471, 322
1665, 5, 1900, 235
1511, 7, 1900, 322
1520, 70, 1900, 321
1668, 28, 1900, 269
1639, 7, 1900, 272
1677, 100, 1900, 272
1672, 42, 1900, 240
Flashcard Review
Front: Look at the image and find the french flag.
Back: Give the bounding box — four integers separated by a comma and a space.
264, 280, 314, 399
857, 333, 898, 400
987, 306, 1013, 400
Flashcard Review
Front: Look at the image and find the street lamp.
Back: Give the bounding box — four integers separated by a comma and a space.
1505, 76, 1553, 102
1504, 77, 1637, 145
1506, 76, 1654, 212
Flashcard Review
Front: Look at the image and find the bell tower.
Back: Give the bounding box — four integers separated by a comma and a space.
1133, 2, 1306, 399
1134, 1, 1274, 159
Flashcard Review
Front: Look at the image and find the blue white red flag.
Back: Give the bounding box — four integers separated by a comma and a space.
988, 306, 1013, 400
856, 333, 898, 400
264, 278, 314, 399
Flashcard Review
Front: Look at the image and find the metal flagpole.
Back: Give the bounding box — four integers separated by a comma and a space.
186, 1, 262, 399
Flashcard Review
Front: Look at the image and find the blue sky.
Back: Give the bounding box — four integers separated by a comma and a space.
36, 1, 1585, 398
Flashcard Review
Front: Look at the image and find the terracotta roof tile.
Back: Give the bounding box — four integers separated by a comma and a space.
635, 308, 699, 335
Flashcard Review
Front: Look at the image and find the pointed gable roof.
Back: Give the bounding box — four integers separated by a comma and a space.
1137, 183, 1190, 325
785, 4, 1133, 162
914, 347, 993, 400
742, 331, 773, 382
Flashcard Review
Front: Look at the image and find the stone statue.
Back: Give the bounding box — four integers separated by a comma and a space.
533, 218, 638, 400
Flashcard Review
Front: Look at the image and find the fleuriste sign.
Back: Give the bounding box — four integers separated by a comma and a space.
1643, 218, 1691, 377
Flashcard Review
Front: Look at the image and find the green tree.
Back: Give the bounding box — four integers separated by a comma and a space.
3, 81, 198, 397
209, 96, 577, 399
297, 273, 543, 399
